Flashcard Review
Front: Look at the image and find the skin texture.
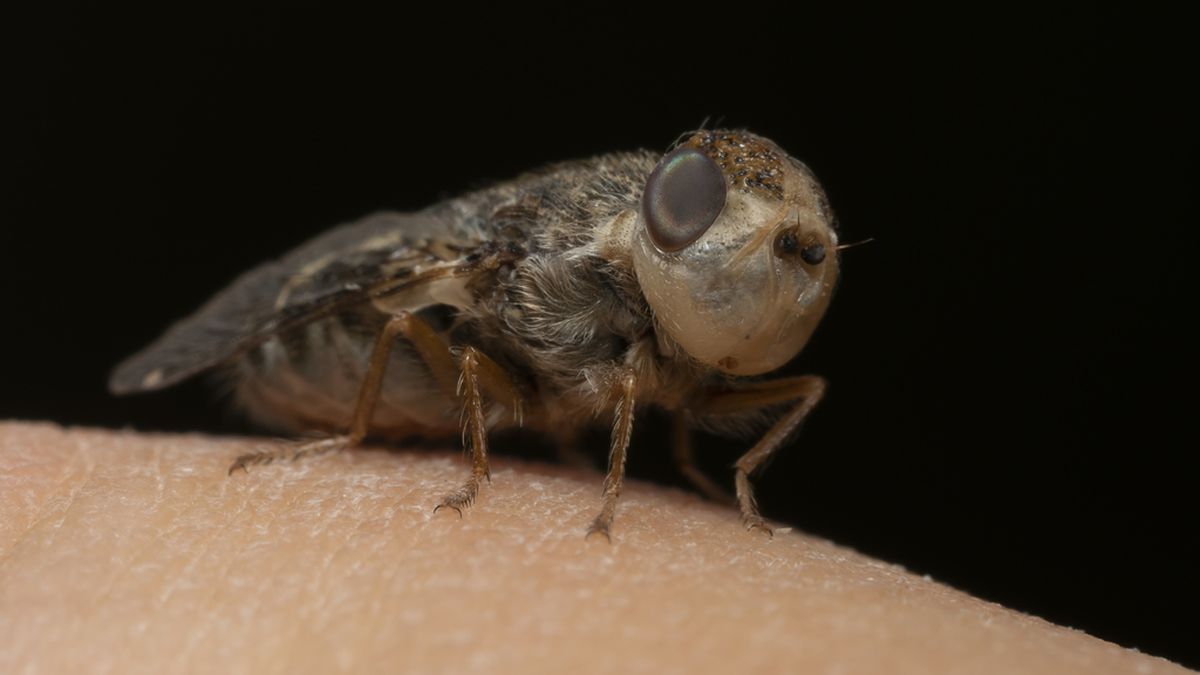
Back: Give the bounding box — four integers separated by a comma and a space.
0, 421, 1191, 675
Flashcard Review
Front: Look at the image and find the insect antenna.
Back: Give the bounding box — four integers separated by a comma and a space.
833, 237, 875, 252
666, 129, 694, 152
695, 114, 726, 132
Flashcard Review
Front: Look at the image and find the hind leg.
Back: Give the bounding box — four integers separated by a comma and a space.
228, 310, 461, 475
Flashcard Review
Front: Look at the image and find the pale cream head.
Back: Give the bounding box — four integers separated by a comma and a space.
632, 131, 839, 376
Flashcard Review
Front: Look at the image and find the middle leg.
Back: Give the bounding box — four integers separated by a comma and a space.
586, 367, 638, 540
434, 346, 523, 515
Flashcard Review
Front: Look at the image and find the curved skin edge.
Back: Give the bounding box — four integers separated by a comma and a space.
0, 421, 1190, 675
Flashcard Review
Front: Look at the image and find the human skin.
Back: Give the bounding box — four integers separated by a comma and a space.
0, 422, 1190, 675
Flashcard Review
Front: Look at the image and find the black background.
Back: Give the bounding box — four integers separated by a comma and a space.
6, 3, 1196, 667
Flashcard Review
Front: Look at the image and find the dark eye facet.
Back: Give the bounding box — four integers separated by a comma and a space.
642, 147, 727, 252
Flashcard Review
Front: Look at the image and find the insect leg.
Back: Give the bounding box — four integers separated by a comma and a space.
228, 311, 459, 475
690, 376, 827, 536
671, 410, 735, 506
586, 368, 638, 541
434, 346, 523, 516
227, 435, 352, 474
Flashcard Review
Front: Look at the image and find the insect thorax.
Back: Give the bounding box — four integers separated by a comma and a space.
230, 149, 712, 435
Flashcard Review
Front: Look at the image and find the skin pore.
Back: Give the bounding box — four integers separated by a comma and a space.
0, 422, 1190, 674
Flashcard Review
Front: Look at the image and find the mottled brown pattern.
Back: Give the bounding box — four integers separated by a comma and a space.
684, 130, 785, 199
109, 130, 839, 538
490, 194, 542, 223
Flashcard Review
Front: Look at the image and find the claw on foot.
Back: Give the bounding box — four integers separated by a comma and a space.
433, 487, 476, 518
226, 435, 351, 476
743, 516, 774, 538
227, 449, 274, 476
432, 502, 464, 518
585, 516, 613, 542
585, 526, 612, 543
432, 469, 487, 518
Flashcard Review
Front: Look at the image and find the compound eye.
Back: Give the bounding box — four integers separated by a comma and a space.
642, 147, 727, 252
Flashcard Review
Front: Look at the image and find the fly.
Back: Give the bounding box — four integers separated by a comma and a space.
109, 129, 842, 540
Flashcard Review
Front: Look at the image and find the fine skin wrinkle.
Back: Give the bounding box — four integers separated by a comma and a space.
0, 423, 1191, 675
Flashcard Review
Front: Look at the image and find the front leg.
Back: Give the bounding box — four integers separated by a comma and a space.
586, 367, 638, 541
690, 376, 827, 536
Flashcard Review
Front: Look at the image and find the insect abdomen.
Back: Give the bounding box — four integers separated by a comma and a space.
230, 311, 457, 437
